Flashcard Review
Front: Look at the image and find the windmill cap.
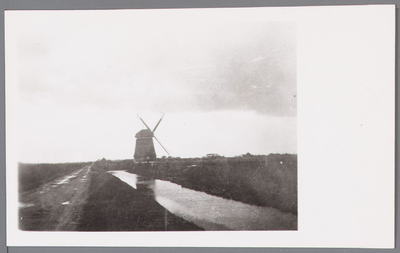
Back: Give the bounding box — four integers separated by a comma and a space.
135, 129, 154, 138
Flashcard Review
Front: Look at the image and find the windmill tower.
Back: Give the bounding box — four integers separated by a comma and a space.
134, 114, 169, 162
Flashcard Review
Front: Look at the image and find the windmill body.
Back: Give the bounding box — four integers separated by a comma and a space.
134, 114, 169, 162
134, 129, 156, 162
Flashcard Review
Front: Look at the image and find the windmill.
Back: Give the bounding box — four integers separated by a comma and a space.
134, 113, 169, 162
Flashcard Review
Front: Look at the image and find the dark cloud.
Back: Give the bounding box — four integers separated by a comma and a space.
153, 23, 296, 116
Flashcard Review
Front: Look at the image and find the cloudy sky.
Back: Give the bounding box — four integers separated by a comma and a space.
7, 9, 296, 163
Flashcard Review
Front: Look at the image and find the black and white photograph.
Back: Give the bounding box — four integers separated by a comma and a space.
6, 5, 394, 248
11, 8, 297, 232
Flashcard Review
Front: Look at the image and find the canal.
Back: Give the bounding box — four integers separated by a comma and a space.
108, 170, 297, 230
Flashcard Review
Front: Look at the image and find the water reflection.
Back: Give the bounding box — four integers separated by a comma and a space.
108, 171, 297, 230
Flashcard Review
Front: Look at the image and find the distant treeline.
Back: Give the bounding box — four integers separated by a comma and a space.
19, 162, 92, 192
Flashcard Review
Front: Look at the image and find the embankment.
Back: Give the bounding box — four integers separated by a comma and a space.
78, 162, 203, 231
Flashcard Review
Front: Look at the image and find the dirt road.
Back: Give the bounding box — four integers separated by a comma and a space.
19, 164, 92, 231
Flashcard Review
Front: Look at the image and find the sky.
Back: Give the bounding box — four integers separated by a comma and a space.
7, 9, 297, 163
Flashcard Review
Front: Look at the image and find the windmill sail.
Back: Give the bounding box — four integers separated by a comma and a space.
153, 135, 169, 155
137, 114, 152, 131
152, 113, 164, 132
